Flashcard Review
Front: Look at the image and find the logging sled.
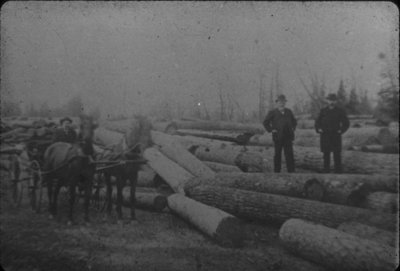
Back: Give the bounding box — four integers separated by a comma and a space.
1, 116, 398, 268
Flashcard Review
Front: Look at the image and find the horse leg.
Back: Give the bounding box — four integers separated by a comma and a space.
46, 177, 54, 219
129, 169, 139, 222
116, 176, 124, 223
68, 180, 76, 225
83, 171, 92, 224
104, 172, 112, 220
52, 181, 62, 220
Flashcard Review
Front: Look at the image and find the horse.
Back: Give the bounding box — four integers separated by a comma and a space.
42, 114, 98, 225
96, 115, 152, 224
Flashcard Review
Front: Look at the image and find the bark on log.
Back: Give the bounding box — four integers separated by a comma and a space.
263, 146, 399, 175
361, 144, 399, 154
151, 131, 216, 179
186, 172, 389, 205
203, 161, 242, 172
337, 221, 397, 247
189, 145, 271, 172
176, 129, 241, 143
361, 192, 399, 214
279, 218, 398, 271
185, 173, 326, 202
167, 193, 245, 248
137, 169, 157, 187
173, 120, 264, 134
377, 127, 399, 146
143, 147, 194, 194
152, 121, 178, 134
186, 185, 397, 231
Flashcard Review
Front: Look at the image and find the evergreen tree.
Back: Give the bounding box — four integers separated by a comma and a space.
337, 79, 347, 108
347, 87, 360, 114
358, 90, 373, 114
65, 95, 84, 116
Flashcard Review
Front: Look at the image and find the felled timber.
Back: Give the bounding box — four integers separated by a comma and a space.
173, 119, 264, 134
263, 146, 399, 175
360, 144, 399, 154
185, 173, 326, 202
337, 221, 397, 247
167, 193, 245, 248
279, 218, 397, 271
143, 147, 194, 194
94, 127, 124, 147
203, 161, 242, 172
137, 169, 157, 187
152, 121, 178, 134
189, 145, 270, 172
186, 185, 397, 231
361, 191, 398, 213
150, 131, 215, 179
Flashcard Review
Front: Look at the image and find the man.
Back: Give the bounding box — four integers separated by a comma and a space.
263, 94, 297, 173
315, 93, 349, 173
52, 117, 78, 144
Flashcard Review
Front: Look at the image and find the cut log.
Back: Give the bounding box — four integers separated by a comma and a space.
137, 169, 157, 187
185, 172, 385, 206
176, 129, 241, 143
173, 119, 265, 134
167, 193, 245, 248
361, 144, 399, 154
377, 127, 399, 146
337, 221, 397, 247
185, 173, 326, 202
361, 192, 399, 213
186, 185, 397, 231
0, 127, 27, 139
143, 147, 194, 194
203, 161, 242, 172
263, 146, 399, 175
94, 127, 124, 147
150, 131, 215, 179
279, 218, 398, 271
152, 121, 178, 134
189, 145, 271, 172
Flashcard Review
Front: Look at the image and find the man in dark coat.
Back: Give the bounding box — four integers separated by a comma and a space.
263, 94, 297, 173
315, 93, 350, 173
52, 117, 78, 144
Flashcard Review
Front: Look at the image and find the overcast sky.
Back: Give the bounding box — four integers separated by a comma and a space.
1, 1, 398, 117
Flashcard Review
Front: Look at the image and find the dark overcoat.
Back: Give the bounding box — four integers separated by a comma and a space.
52, 128, 78, 144
314, 106, 350, 152
263, 108, 297, 142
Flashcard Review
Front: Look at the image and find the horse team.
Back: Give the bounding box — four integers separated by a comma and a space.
32, 114, 153, 225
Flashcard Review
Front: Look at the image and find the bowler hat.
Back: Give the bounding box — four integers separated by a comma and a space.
59, 117, 73, 125
275, 94, 287, 102
326, 93, 338, 101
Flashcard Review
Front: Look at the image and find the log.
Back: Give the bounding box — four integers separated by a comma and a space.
150, 131, 216, 179
185, 172, 387, 206
176, 129, 241, 143
203, 161, 242, 172
377, 127, 399, 146
167, 193, 245, 248
94, 127, 124, 147
152, 121, 178, 134
337, 221, 397, 247
186, 185, 397, 231
263, 146, 399, 175
279, 218, 398, 271
185, 173, 326, 202
361, 192, 398, 213
173, 119, 265, 134
189, 145, 271, 172
0, 127, 27, 139
143, 147, 194, 194
137, 169, 157, 187
361, 144, 399, 154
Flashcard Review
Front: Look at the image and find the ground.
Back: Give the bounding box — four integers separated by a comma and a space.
0, 173, 326, 271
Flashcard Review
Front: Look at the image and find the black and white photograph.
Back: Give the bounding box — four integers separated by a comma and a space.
0, 1, 398, 270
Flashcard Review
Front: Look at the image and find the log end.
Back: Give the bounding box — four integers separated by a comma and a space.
304, 178, 325, 201
214, 216, 246, 248
347, 183, 372, 207
153, 195, 168, 211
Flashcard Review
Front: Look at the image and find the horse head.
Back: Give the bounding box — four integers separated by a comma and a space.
78, 114, 98, 155
124, 115, 153, 157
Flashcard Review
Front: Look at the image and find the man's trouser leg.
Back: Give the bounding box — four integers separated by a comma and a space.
274, 141, 283, 173
333, 151, 342, 173
283, 140, 295, 173
323, 152, 331, 173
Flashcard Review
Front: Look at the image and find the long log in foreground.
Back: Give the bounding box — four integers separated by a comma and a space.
185, 172, 383, 206
203, 161, 242, 172
186, 185, 397, 231
279, 219, 398, 271
361, 192, 399, 214
151, 131, 215, 179
185, 173, 326, 202
167, 193, 245, 248
337, 221, 397, 247
263, 146, 399, 175
143, 147, 194, 194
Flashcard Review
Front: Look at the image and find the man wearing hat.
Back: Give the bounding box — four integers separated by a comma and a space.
263, 94, 297, 173
52, 117, 78, 144
315, 93, 349, 173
